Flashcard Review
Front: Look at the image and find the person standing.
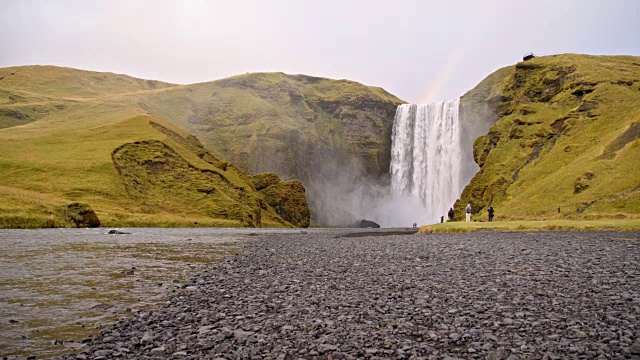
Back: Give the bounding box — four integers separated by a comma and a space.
448, 208, 455, 221
465, 203, 472, 222
488, 206, 495, 222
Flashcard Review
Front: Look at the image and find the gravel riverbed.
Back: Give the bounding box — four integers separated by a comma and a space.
65, 230, 639, 359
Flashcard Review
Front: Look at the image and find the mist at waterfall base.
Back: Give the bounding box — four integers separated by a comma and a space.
309, 100, 482, 228
308, 160, 429, 228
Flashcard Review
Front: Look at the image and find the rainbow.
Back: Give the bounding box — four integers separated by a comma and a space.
418, 45, 466, 104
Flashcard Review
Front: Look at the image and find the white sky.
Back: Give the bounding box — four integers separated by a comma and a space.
1, 0, 639, 103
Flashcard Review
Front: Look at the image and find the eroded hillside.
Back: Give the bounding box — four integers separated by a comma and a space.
0, 66, 309, 228
457, 54, 640, 220
139, 73, 404, 182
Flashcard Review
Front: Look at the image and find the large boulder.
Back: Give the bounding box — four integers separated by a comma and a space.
357, 219, 380, 228
65, 202, 100, 228
259, 179, 310, 228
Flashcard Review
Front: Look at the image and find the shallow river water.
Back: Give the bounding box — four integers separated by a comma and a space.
0, 227, 311, 359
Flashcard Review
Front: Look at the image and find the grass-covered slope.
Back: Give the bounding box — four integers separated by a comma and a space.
0, 65, 175, 129
0, 66, 309, 228
457, 54, 640, 221
137, 72, 405, 183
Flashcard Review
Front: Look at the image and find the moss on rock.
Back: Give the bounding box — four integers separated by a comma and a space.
259, 179, 310, 228
64, 202, 100, 228
112, 139, 310, 228
457, 54, 640, 220
138, 72, 405, 217
252, 172, 281, 191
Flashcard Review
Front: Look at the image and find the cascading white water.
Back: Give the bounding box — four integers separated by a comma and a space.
390, 100, 464, 224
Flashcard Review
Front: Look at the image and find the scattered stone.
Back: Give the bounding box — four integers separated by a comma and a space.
62, 231, 639, 360
140, 331, 154, 344
93, 349, 112, 357
233, 329, 254, 340
150, 345, 165, 355
575, 331, 588, 339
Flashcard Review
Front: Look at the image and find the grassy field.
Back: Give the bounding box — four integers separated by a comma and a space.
418, 219, 640, 234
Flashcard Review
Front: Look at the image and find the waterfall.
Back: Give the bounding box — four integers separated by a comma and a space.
390, 100, 464, 224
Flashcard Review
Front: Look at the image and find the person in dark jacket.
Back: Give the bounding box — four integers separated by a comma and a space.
488, 206, 495, 222
448, 208, 455, 221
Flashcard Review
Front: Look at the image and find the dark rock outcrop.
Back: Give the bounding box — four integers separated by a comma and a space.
107, 229, 130, 235
357, 219, 380, 228
65, 202, 100, 228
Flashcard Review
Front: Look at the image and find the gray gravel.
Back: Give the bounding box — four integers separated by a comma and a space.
66, 231, 639, 359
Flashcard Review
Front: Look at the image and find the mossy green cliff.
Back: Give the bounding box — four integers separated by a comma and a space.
457, 54, 640, 221
136, 72, 405, 222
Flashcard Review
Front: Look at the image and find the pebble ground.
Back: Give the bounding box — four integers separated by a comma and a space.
67, 230, 640, 359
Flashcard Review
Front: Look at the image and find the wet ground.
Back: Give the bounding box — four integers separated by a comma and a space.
0, 227, 287, 358
3, 229, 639, 359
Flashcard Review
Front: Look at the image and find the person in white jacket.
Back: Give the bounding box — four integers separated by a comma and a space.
465, 203, 472, 222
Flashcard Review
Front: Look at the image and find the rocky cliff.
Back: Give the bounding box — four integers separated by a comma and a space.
456, 54, 640, 220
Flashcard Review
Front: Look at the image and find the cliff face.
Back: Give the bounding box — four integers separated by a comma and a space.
457, 55, 640, 220
0, 66, 401, 227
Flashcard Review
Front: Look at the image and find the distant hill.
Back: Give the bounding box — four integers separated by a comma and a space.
0, 65, 175, 129
457, 54, 640, 220
134, 72, 405, 224
0, 65, 404, 226
0, 66, 309, 228
139, 72, 404, 181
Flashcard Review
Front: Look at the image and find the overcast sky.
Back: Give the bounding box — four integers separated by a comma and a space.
1, 0, 639, 103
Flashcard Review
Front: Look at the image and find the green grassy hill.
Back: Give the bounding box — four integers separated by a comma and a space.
457, 54, 640, 221
0, 66, 309, 228
132, 72, 404, 224
140, 72, 403, 178
0, 65, 175, 129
